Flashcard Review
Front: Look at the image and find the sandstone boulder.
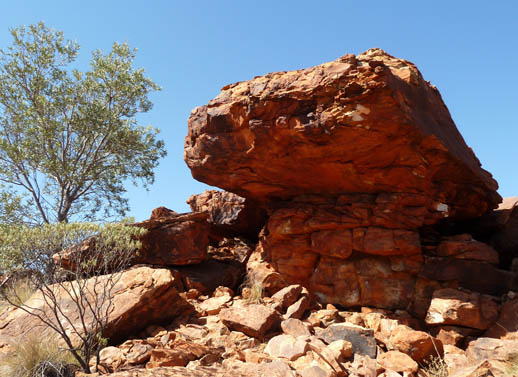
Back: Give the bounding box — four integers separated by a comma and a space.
328, 339, 353, 361
449, 359, 510, 377
485, 298, 518, 339
431, 325, 481, 347
252, 198, 425, 310
420, 258, 517, 296
219, 304, 280, 338
281, 318, 312, 337
54, 210, 213, 271
146, 340, 214, 368
425, 288, 499, 330
97, 346, 126, 373
387, 325, 444, 364
285, 296, 310, 320
199, 294, 232, 315
298, 366, 335, 377
317, 323, 376, 358
187, 190, 266, 240
150, 206, 179, 219
185, 48, 500, 219
465, 337, 518, 363
271, 284, 303, 309
0, 266, 192, 349
124, 342, 154, 365
436, 235, 499, 264
135, 211, 211, 266
306, 308, 341, 328
376, 351, 418, 374
264, 334, 309, 360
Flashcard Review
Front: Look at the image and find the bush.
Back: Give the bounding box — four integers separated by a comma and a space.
0, 222, 146, 374
0, 334, 77, 377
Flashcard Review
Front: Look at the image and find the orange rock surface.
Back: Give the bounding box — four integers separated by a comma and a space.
185, 48, 500, 219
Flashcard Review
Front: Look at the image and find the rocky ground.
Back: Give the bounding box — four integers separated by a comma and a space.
84, 279, 518, 376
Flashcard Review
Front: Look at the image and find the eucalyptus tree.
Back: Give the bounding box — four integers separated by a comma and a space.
0, 22, 165, 224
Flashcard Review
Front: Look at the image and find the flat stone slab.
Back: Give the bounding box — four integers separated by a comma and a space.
317, 323, 376, 358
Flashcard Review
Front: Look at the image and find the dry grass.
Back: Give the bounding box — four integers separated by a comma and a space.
505, 352, 518, 376
418, 355, 448, 377
240, 274, 264, 304
0, 277, 35, 312
0, 334, 77, 377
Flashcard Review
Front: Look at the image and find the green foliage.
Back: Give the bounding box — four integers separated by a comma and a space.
0, 221, 144, 274
0, 333, 77, 377
0, 22, 166, 224
0, 221, 145, 373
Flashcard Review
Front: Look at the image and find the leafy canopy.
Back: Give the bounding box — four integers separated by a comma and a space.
0, 221, 144, 275
0, 22, 166, 224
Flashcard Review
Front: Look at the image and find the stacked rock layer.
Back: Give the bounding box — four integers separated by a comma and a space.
185, 48, 505, 312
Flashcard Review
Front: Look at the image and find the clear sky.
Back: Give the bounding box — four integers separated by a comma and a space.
1, 1, 516, 221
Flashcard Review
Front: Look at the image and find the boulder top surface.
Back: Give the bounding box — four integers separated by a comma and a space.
185, 48, 500, 220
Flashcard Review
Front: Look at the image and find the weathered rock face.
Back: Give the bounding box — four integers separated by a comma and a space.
425, 288, 499, 330
465, 337, 518, 364
135, 211, 211, 266
187, 190, 267, 240
487, 197, 518, 268
176, 259, 243, 295
436, 234, 499, 265
185, 48, 500, 219
0, 266, 192, 350
185, 48, 504, 313
253, 195, 427, 309
484, 298, 518, 339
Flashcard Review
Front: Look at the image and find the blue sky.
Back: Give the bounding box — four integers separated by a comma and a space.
1, 1, 516, 221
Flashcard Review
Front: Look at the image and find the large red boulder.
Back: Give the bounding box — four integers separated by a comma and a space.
185, 48, 500, 220
185, 49, 505, 314
134, 211, 211, 266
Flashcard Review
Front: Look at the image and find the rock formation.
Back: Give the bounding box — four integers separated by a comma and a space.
185, 48, 500, 219
187, 190, 267, 240
185, 48, 512, 313
0, 266, 192, 350
2, 49, 517, 377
